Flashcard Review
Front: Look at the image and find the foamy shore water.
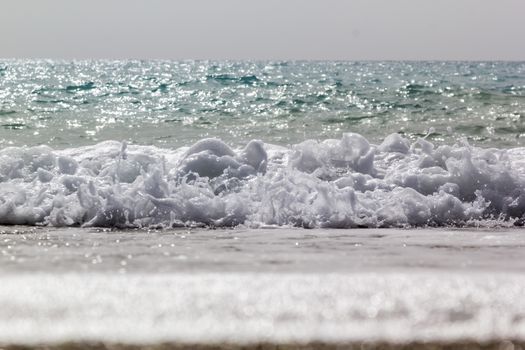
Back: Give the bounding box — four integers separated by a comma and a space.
1, 226, 525, 347
2, 133, 525, 229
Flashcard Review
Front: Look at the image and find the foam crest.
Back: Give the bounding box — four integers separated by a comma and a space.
0, 134, 524, 228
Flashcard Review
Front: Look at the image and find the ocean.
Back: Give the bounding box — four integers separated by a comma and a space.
1, 60, 525, 150
1, 60, 525, 228
1, 60, 525, 348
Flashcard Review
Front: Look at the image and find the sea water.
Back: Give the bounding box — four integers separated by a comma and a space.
1, 60, 525, 149
1, 60, 525, 346
0, 60, 525, 228
2, 225, 525, 345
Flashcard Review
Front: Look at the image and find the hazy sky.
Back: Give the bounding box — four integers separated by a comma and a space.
1, 0, 524, 60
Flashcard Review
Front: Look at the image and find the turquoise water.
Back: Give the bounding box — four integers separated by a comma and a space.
1, 60, 524, 149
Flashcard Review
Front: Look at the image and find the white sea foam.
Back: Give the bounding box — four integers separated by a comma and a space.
0, 133, 524, 228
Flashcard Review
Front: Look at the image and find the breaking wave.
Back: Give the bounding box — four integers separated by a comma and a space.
1, 133, 525, 228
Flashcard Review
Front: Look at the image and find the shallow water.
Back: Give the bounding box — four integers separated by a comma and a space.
1, 226, 525, 273
1, 226, 525, 345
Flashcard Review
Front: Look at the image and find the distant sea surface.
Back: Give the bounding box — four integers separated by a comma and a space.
1, 60, 524, 149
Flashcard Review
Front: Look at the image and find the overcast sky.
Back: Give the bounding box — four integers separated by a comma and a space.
1, 0, 524, 60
